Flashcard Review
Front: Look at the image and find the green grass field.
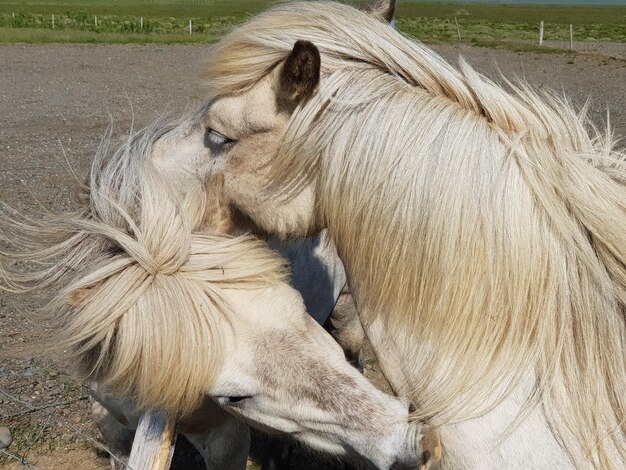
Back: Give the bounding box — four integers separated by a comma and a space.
0, 1, 624, 46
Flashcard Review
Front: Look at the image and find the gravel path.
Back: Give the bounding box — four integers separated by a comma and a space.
1, 43, 624, 213
0, 43, 625, 469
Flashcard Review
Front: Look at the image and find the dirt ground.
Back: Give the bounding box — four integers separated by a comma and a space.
1, 42, 625, 469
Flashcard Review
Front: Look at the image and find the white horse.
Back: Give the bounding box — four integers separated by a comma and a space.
196, 0, 626, 468
0, 109, 424, 469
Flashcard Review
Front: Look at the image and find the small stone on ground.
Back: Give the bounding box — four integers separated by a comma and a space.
0, 426, 13, 449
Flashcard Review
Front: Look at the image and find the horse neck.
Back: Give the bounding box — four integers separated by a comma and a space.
355, 303, 574, 468
440, 376, 573, 469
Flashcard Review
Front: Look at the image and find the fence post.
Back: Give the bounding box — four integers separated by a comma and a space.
189, 19, 192, 34
128, 411, 177, 470
140, 17, 144, 30
539, 20, 544, 45
52, 14, 55, 29
569, 24, 574, 50
454, 16, 461, 41
95, 16, 98, 28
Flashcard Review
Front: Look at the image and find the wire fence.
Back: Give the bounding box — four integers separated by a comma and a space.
1, 11, 623, 46
0, 11, 238, 35
0, 386, 127, 469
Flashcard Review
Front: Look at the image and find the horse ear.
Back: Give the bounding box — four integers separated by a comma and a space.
363, 0, 396, 23
278, 40, 321, 105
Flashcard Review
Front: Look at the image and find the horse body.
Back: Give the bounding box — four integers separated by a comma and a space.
201, 1, 626, 467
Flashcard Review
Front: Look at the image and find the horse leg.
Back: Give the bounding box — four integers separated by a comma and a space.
184, 419, 250, 470
327, 289, 366, 368
261, 439, 292, 470
179, 397, 250, 470
90, 398, 135, 469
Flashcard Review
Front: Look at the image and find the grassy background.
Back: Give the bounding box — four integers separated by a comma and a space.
0, 1, 624, 45
0, 0, 272, 18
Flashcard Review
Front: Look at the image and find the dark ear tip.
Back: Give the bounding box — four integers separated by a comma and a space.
289, 40, 321, 72
363, 0, 397, 23
279, 40, 321, 102
293, 40, 319, 55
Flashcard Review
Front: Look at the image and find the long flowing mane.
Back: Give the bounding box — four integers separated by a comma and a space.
205, 2, 626, 466
0, 118, 287, 416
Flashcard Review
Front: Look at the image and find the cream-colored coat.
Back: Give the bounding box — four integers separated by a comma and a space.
201, 1, 626, 467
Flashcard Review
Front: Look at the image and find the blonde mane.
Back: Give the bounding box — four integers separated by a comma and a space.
0, 120, 288, 416
206, 2, 626, 466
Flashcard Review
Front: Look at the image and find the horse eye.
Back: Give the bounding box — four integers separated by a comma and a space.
206, 128, 236, 147
215, 395, 253, 406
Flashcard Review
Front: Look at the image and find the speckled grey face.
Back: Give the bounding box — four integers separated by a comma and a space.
202, 285, 423, 470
